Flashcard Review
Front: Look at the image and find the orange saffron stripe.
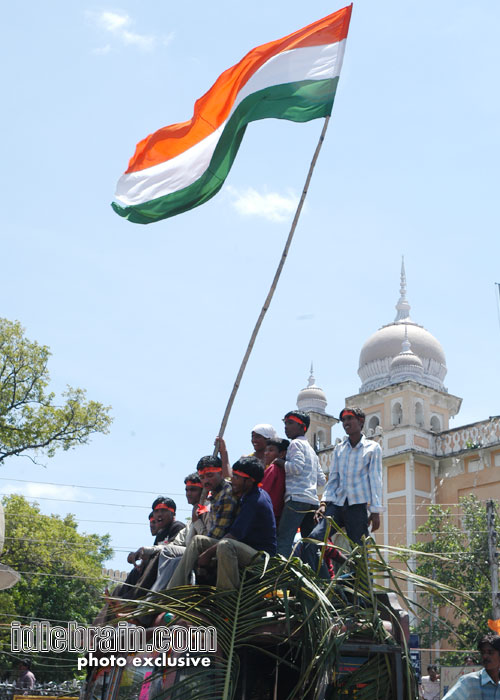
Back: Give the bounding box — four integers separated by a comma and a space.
126, 5, 352, 173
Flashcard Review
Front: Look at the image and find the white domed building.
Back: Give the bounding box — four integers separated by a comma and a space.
293, 259, 500, 660
295, 259, 500, 617
350, 259, 462, 443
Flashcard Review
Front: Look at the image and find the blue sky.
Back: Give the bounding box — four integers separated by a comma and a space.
1, 1, 499, 570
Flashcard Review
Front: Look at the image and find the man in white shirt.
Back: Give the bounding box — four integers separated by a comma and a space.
420, 665, 440, 700
275, 410, 326, 557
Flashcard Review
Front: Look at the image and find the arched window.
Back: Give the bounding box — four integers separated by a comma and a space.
430, 415, 441, 432
368, 415, 380, 432
392, 402, 403, 426
415, 402, 424, 428
317, 430, 325, 448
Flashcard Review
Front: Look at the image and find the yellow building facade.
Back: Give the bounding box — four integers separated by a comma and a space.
297, 260, 500, 645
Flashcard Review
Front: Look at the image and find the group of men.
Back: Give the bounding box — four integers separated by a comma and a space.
125, 405, 384, 592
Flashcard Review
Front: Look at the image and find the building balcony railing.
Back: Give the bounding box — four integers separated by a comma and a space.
434, 416, 500, 457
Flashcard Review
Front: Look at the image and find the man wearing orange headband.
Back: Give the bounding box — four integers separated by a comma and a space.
169, 457, 276, 590
302, 407, 384, 577
126, 497, 185, 569
150, 497, 186, 545
200, 456, 276, 589
167, 455, 239, 588
275, 410, 326, 557
146, 474, 208, 594
114, 496, 185, 600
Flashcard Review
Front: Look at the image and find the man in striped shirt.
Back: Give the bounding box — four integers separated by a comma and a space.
302, 407, 383, 575
275, 410, 326, 557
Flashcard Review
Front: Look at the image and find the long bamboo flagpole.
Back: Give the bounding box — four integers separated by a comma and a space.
213, 115, 331, 455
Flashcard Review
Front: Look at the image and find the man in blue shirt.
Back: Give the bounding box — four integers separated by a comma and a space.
302, 407, 383, 576
443, 633, 500, 699
196, 456, 277, 590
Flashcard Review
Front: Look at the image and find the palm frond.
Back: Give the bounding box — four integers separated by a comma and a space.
98, 537, 470, 700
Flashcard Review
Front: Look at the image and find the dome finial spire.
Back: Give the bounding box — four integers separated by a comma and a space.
402, 323, 411, 353
394, 256, 411, 322
308, 362, 315, 387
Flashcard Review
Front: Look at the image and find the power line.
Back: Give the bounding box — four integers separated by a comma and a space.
0, 612, 96, 624
2, 507, 194, 522
14, 571, 119, 582
2, 478, 496, 509
0, 494, 151, 509
0, 477, 182, 497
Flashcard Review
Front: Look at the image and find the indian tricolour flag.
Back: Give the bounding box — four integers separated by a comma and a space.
112, 5, 352, 224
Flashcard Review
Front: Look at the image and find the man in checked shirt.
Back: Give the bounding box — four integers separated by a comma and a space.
302, 407, 384, 576
167, 455, 239, 587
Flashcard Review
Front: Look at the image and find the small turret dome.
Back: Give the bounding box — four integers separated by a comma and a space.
297, 365, 327, 414
389, 326, 424, 384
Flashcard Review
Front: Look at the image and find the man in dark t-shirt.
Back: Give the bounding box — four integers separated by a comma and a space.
151, 497, 186, 544
197, 456, 276, 590
119, 497, 185, 597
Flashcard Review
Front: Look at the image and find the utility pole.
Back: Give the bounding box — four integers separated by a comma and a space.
429, 566, 436, 664
487, 500, 500, 619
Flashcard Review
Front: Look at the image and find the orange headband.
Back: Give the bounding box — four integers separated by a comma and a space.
185, 480, 202, 487
232, 470, 262, 487
285, 415, 306, 426
341, 410, 356, 419
233, 469, 255, 481
154, 504, 175, 513
198, 467, 222, 474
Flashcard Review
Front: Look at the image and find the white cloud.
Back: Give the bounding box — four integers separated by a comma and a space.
87, 10, 159, 52
1, 482, 88, 502
121, 29, 155, 51
91, 44, 112, 56
162, 32, 175, 48
99, 10, 130, 32
227, 186, 299, 223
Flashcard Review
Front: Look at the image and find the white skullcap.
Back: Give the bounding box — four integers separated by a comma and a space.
251, 424, 277, 439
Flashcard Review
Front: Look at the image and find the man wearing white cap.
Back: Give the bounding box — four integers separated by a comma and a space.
215, 424, 277, 479
250, 424, 277, 463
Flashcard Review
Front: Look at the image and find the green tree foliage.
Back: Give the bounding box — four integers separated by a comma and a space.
409, 495, 498, 658
0, 494, 113, 680
0, 318, 112, 465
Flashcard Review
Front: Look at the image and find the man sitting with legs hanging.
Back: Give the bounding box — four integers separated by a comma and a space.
168, 456, 276, 590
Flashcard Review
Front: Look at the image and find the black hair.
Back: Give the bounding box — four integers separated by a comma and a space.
427, 665, 438, 673
151, 496, 177, 514
266, 438, 290, 453
232, 456, 264, 483
20, 659, 31, 670
148, 511, 154, 520
196, 455, 222, 471
339, 407, 366, 423
478, 633, 500, 653
184, 472, 202, 485
284, 410, 310, 431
